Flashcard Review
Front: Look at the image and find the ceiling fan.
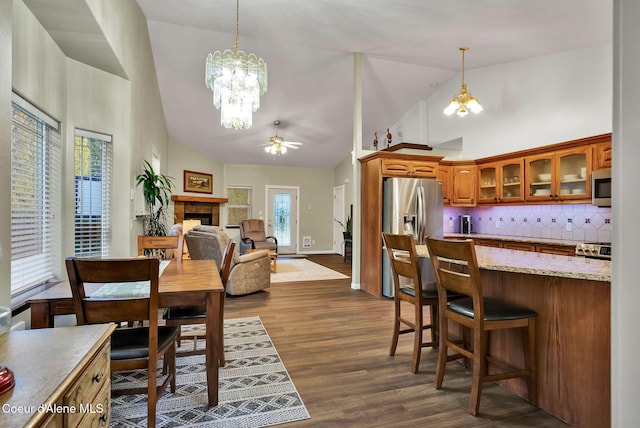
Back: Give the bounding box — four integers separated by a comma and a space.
262, 120, 303, 155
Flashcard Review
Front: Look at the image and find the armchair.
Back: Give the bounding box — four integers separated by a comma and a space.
185, 226, 271, 295
239, 219, 278, 254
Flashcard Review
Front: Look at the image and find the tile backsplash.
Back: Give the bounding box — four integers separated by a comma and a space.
443, 204, 612, 243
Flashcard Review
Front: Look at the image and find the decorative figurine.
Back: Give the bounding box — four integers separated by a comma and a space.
373, 132, 378, 150
386, 128, 392, 147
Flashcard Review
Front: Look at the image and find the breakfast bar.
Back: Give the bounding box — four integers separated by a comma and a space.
418, 244, 611, 428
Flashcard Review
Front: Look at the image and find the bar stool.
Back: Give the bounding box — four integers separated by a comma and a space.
425, 236, 537, 416
382, 233, 461, 374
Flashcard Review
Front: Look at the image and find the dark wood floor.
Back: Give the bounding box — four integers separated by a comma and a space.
224, 254, 569, 428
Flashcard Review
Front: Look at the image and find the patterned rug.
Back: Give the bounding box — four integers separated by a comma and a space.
271, 259, 349, 283
110, 317, 310, 427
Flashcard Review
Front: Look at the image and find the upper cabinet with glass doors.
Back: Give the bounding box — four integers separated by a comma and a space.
478, 159, 525, 204
525, 146, 591, 202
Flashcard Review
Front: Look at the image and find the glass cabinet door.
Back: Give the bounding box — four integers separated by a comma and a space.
501, 160, 523, 201
478, 166, 497, 202
527, 155, 553, 199
557, 148, 590, 199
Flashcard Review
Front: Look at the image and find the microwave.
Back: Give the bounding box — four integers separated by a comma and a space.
592, 169, 611, 207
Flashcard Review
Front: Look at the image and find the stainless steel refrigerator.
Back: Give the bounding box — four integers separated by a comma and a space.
382, 177, 444, 298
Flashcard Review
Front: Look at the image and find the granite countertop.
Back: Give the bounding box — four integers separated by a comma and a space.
444, 233, 581, 247
417, 244, 611, 282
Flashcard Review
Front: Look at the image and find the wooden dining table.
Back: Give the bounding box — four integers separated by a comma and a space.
27, 259, 224, 406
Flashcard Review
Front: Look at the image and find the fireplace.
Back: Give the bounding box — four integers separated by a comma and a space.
184, 212, 212, 225
172, 195, 228, 226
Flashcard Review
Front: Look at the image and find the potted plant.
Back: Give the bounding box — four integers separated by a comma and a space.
335, 214, 352, 240
136, 160, 174, 236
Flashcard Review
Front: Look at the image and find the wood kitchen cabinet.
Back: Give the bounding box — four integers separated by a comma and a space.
381, 157, 438, 178
594, 140, 612, 170
359, 151, 443, 296
470, 237, 576, 256
473, 238, 503, 248
503, 241, 536, 251
451, 163, 477, 206
0, 324, 115, 428
437, 163, 452, 205
525, 146, 592, 202
477, 158, 525, 204
535, 243, 576, 256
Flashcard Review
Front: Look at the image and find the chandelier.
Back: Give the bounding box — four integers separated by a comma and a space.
443, 46, 483, 117
205, 0, 267, 130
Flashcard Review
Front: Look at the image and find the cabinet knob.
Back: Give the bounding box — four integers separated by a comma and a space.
99, 413, 108, 424
92, 373, 103, 383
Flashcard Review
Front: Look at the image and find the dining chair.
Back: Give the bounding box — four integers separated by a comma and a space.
163, 240, 236, 365
382, 232, 461, 374
65, 257, 179, 427
425, 236, 538, 416
137, 235, 184, 260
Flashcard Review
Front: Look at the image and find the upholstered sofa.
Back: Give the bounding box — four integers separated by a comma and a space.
184, 225, 271, 296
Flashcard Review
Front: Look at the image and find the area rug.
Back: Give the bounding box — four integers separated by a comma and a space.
271, 258, 349, 283
110, 316, 310, 427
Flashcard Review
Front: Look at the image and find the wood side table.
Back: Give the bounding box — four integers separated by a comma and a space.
246, 249, 277, 272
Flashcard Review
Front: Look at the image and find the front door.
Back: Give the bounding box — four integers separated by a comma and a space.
267, 187, 298, 254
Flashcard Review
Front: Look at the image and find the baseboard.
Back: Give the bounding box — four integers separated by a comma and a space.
298, 250, 339, 255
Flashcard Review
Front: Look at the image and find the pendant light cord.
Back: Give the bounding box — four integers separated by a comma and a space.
460, 46, 467, 88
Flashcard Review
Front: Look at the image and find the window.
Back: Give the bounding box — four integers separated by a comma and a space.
10, 94, 61, 295
74, 129, 113, 258
226, 187, 252, 227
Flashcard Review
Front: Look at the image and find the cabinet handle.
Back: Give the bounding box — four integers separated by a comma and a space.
92, 373, 103, 383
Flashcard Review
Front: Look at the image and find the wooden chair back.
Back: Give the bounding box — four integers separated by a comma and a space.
382, 232, 424, 304
425, 237, 483, 313
219, 240, 236, 290
137, 235, 184, 260
65, 257, 160, 327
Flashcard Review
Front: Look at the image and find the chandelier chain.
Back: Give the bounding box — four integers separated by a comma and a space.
234, 0, 239, 52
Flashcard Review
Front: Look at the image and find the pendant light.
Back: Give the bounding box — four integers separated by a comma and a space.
443, 46, 483, 117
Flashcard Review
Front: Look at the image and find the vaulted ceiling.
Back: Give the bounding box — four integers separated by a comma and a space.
39, 0, 616, 168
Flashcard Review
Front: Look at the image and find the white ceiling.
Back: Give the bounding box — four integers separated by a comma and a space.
135, 0, 611, 168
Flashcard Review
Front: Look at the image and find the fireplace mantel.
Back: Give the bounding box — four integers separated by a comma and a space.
172, 195, 228, 226
172, 195, 228, 204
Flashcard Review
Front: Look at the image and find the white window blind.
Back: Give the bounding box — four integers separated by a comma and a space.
74, 129, 113, 258
11, 96, 61, 295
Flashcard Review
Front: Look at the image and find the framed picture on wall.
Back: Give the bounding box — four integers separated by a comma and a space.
184, 170, 213, 194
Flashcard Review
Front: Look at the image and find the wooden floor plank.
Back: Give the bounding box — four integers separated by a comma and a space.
223, 254, 568, 427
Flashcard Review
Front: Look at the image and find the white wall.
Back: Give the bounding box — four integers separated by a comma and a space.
64, 59, 132, 258
2, 0, 170, 313
223, 164, 335, 252
393, 45, 612, 159
168, 139, 225, 200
